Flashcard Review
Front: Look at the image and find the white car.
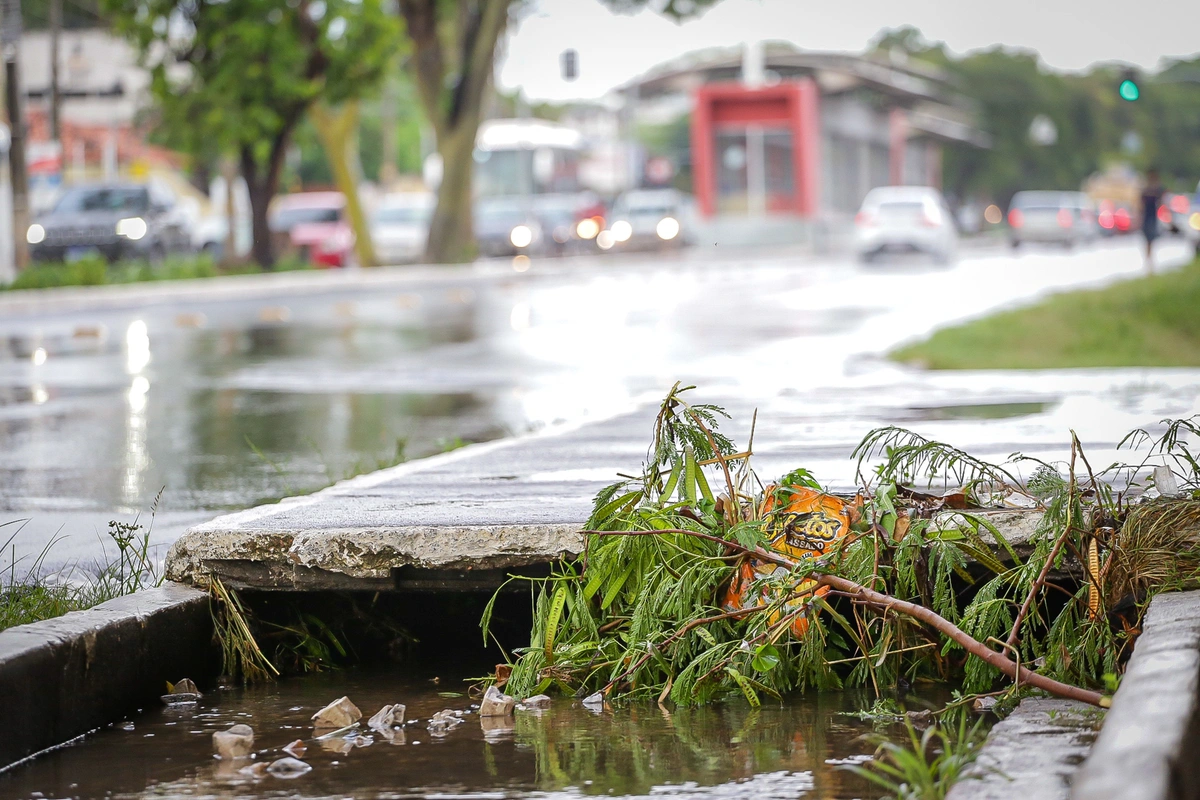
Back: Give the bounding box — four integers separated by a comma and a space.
605, 189, 693, 251
854, 186, 957, 263
371, 193, 434, 264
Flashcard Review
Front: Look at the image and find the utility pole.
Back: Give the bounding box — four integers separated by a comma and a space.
49, 0, 60, 141
2, 0, 28, 270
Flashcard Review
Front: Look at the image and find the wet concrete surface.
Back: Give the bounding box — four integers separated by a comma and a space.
1071, 590, 1200, 800
0, 663, 905, 800
1, 239, 1196, 573
948, 697, 1102, 800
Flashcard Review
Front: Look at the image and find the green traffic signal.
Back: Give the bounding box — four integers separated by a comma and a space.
1119, 78, 1140, 102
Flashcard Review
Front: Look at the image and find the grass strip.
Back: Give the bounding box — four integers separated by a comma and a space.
891, 257, 1200, 369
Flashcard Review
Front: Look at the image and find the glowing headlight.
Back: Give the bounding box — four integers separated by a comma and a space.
510, 224, 533, 249
116, 217, 148, 240
656, 216, 680, 240
610, 220, 632, 243
26, 223, 45, 244
596, 230, 615, 250
575, 218, 600, 240
1190, 212, 1200, 231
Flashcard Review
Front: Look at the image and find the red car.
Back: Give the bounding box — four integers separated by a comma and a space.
269, 192, 355, 267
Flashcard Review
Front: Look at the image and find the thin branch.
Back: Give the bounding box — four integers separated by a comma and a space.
815, 572, 1107, 707
584, 526, 1109, 708
601, 604, 770, 693
1005, 435, 1077, 651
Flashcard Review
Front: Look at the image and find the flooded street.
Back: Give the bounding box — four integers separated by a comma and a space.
0, 663, 905, 800
1, 239, 1196, 570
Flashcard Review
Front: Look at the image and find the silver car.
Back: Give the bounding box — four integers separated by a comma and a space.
1008, 191, 1098, 249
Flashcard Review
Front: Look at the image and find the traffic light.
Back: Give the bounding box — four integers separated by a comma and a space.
560, 49, 578, 82
1118, 69, 1140, 102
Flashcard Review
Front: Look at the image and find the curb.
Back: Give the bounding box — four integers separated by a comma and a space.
946, 697, 1102, 800
0, 583, 217, 771
1071, 590, 1200, 800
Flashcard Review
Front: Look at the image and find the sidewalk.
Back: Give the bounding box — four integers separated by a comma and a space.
0, 242, 825, 319
165, 393, 1043, 592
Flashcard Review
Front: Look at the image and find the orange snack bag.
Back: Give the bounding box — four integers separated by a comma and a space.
721, 487, 854, 638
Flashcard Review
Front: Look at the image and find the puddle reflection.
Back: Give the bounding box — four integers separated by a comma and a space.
0, 667, 898, 800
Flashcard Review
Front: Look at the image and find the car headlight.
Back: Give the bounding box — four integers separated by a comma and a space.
26, 223, 45, 244
1190, 212, 1200, 231
510, 225, 533, 249
610, 220, 632, 243
575, 218, 600, 240
116, 217, 148, 240
656, 217, 680, 240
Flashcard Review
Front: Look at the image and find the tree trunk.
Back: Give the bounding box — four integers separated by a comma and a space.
242, 148, 276, 269
242, 133, 292, 269
425, 126, 477, 263
311, 102, 376, 267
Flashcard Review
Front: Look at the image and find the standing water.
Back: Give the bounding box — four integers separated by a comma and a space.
0, 663, 916, 799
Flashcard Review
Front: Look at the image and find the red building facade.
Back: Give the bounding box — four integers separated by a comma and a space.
691, 80, 820, 219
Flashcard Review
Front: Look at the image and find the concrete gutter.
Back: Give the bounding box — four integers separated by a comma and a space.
0, 583, 217, 771
952, 590, 1200, 800
166, 400, 1047, 592
947, 697, 1103, 800
1071, 590, 1200, 800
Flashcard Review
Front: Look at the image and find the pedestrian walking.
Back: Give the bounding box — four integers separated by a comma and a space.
1140, 168, 1165, 272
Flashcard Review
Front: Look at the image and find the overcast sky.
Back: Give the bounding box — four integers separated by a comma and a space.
498, 0, 1200, 101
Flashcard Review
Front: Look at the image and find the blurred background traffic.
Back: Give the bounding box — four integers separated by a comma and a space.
0, 0, 1198, 284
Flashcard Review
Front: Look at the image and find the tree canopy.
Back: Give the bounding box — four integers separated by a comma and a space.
104, 0, 399, 265
873, 26, 1200, 203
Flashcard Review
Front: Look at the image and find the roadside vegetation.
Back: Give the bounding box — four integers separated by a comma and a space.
892, 256, 1200, 369
1, 254, 312, 292
478, 386, 1196, 704
0, 510, 162, 632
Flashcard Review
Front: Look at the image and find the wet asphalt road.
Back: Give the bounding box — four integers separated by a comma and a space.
0, 237, 1196, 572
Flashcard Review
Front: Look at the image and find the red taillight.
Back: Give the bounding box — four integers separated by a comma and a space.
855, 211, 875, 226
1098, 210, 1115, 229
1170, 194, 1190, 214
1114, 208, 1131, 231
1158, 205, 1172, 224
1057, 208, 1074, 228
1008, 208, 1024, 228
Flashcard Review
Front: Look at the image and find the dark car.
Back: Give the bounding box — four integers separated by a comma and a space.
474, 197, 544, 257
26, 183, 192, 263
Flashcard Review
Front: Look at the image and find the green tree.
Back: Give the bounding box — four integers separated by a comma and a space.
105, 0, 398, 267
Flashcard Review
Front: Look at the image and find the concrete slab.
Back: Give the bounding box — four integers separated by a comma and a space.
166, 399, 1046, 592
947, 697, 1102, 800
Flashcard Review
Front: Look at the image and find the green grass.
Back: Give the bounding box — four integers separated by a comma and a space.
2, 253, 311, 292
1, 512, 163, 632
892, 258, 1200, 369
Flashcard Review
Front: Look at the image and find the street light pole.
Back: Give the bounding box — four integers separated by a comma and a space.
2, 0, 28, 270
49, 0, 60, 141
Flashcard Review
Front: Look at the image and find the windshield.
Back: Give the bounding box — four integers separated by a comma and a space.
625, 205, 673, 217
271, 207, 340, 230
373, 206, 432, 225
53, 187, 148, 214
877, 201, 927, 214
1012, 193, 1073, 209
